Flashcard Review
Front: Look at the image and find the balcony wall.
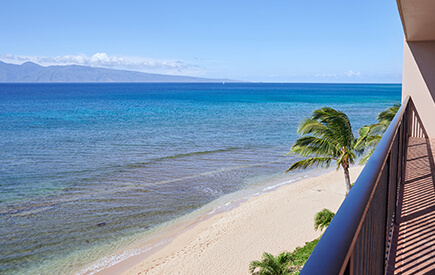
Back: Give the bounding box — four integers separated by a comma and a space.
402, 41, 435, 138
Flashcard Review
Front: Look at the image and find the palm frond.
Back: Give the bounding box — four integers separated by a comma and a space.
297, 118, 343, 150
353, 125, 372, 152
357, 103, 400, 164
286, 157, 333, 172
311, 107, 354, 147
364, 135, 382, 147
249, 252, 292, 275
368, 121, 390, 135
377, 103, 400, 123
359, 148, 375, 164
290, 136, 340, 158
297, 118, 329, 136
358, 125, 371, 137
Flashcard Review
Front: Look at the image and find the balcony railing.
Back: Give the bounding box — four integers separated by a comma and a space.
300, 96, 429, 275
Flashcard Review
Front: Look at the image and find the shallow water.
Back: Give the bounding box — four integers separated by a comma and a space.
0, 83, 401, 274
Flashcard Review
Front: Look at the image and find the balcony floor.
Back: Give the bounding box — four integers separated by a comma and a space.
387, 137, 435, 274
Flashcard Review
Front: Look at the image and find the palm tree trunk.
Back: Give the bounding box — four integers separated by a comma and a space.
343, 166, 351, 195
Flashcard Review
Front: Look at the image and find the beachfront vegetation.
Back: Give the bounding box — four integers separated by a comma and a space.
314, 208, 335, 231
286, 107, 370, 194
249, 252, 293, 275
360, 103, 401, 163
261, 104, 401, 275
249, 239, 320, 275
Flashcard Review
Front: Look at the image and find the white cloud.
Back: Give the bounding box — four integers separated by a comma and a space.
0, 53, 201, 75
345, 70, 361, 77
315, 70, 362, 78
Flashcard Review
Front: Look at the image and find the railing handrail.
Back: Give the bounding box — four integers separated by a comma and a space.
300, 96, 411, 275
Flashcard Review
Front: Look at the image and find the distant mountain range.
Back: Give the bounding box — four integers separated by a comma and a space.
0, 61, 235, 83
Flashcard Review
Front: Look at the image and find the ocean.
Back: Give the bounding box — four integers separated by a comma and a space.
0, 83, 401, 274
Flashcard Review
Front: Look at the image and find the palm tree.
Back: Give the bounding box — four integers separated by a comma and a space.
314, 209, 335, 231
360, 103, 400, 163
249, 252, 293, 275
286, 107, 370, 194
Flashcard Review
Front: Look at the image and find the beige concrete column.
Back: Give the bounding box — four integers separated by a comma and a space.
402, 40, 435, 137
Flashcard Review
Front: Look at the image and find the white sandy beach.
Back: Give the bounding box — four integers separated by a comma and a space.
101, 166, 363, 275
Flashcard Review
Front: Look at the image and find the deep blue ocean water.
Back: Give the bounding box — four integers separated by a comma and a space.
0, 83, 401, 274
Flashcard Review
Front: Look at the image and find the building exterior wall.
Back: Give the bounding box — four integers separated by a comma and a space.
402, 41, 435, 137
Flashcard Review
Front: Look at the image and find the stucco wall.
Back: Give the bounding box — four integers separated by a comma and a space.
402, 41, 435, 138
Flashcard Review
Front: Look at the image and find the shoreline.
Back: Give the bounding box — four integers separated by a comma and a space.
77, 167, 328, 275
94, 166, 363, 275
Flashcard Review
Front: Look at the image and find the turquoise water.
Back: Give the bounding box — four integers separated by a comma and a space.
0, 83, 401, 274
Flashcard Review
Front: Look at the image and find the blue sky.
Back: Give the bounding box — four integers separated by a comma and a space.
0, 1, 404, 82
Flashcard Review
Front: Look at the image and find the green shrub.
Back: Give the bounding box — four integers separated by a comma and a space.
249, 239, 320, 275
314, 209, 335, 231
